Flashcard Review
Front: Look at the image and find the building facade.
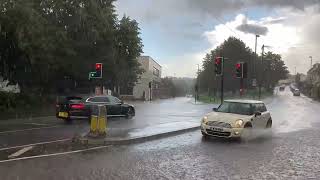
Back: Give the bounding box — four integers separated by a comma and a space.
132, 56, 162, 100
305, 63, 320, 98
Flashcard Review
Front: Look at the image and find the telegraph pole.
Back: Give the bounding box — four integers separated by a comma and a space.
309, 56, 313, 69
254, 35, 259, 78
259, 45, 265, 100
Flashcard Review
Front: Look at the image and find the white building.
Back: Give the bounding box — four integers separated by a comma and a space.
132, 56, 161, 100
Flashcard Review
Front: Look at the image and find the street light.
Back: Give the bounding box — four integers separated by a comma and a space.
259, 44, 272, 100
254, 34, 260, 78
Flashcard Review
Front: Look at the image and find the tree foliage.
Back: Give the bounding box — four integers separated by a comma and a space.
198, 37, 289, 94
0, 0, 143, 94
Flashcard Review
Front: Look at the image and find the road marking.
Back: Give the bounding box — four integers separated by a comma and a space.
0, 138, 71, 151
0, 145, 111, 163
8, 146, 34, 159
0, 125, 62, 135
23, 123, 49, 126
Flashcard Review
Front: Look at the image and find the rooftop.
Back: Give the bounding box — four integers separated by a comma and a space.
139, 56, 162, 67
224, 99, 264, 104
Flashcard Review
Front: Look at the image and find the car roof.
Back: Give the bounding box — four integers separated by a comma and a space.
224, 99, 264, 104
87, 95, 114, 98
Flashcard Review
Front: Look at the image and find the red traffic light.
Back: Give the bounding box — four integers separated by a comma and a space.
215, 57, 221, 64
236, 63, 241, 69
96, 63, 102, 70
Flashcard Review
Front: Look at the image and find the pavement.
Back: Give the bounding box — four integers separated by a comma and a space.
2, 87, 320, 179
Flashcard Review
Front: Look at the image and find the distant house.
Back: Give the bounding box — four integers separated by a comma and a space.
306, 63, 320, 98
121, 56, 161, 100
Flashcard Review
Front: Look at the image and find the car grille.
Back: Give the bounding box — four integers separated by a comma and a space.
207, 121, 232, 128
206, 129, 231, 137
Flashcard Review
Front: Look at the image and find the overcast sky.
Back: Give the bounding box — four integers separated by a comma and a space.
115, 0, 320, 77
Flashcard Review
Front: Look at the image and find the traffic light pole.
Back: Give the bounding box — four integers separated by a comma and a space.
221, 71, 224, 104
220, 57, 225, 104
240, 78, 244, 97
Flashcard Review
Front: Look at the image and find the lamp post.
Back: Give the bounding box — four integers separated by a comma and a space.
259, 44, 271, 99
254, 34, 260, 78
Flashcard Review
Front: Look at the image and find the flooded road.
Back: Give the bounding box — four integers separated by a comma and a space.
1, 88, 320, 179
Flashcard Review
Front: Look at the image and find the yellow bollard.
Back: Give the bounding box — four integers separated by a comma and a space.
90, 115, 98, 133
97, 105, 107, 135
89, 105, 107, 137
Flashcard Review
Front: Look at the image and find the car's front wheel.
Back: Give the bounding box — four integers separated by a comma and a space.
126, 107, 134, 119
266, 119, 272, 128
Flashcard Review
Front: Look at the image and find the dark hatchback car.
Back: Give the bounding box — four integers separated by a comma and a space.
56, 95, 135, 123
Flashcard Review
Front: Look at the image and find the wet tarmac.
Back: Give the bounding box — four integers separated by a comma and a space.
2, 87, 320, 179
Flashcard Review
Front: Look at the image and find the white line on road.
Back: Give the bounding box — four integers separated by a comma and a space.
0, 125, 62, 135
0, 138, 71, 151
0, 145, 112, 164
8, 146, 34, 159
23, 123, 49, 126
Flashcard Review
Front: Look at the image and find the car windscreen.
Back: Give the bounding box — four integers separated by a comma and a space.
87, 97, 110, 103
217, 102, 253, 115
108, 96, 121, 104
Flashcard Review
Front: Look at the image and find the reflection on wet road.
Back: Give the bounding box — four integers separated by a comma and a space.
0, 97, 214, 148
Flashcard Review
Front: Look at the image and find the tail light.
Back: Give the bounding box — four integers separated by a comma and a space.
70, 103, 85, 110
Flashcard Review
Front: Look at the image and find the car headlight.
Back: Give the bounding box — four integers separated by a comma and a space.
234, 119, 244, 128
202, 116, 208, 124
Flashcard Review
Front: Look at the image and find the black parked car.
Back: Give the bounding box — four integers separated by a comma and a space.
56, 95, 135, 123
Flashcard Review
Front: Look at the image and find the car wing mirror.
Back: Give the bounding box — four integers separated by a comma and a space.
254, 111, 262, 117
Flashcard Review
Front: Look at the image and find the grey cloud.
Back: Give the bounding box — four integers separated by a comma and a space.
236, 23, 268, 35
248, 0, 320, 11
184, 0, 320, 18
236, 17, 268, 35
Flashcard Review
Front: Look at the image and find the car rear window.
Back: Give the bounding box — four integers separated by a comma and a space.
87, 97, 110, 103
57, 96, 83, 104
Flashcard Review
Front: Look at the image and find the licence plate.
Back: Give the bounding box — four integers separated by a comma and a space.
210, 127, 223, 132
58, 112, 69, 118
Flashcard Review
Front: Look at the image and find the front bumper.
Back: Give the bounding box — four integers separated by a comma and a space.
201, 123, 244, 138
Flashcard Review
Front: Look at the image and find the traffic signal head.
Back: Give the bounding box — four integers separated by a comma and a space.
235, 62, 247, 79
236, 63, 242, 78
95, 63, 102, 78
215, 57, 223, 76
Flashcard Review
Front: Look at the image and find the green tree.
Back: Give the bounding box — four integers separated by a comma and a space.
115, 15, 144, 93
0, 0, 144, 95
199, 37, 289, 95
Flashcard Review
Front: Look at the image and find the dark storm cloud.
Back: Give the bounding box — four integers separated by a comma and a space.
185, 0, 320, 15
235, 16, 268, 35
116, 0, 320, 25
236, 23, 268, 35
248, 0, 320, 11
